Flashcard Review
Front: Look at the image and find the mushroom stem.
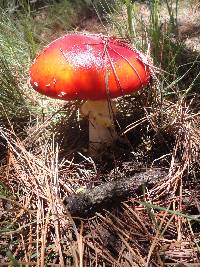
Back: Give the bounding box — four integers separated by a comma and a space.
81, 99, 117, 155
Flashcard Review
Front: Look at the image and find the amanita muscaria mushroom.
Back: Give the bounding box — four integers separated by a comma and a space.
30, 33, 151, 154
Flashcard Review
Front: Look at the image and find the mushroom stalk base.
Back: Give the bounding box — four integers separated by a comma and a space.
81, 99, 117, 155
88, 115, 116, 154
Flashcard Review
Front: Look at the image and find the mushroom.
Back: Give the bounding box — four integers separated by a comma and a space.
29, 33, 151, 154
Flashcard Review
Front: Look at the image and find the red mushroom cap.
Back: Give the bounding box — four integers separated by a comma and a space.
30, 33, 151, 101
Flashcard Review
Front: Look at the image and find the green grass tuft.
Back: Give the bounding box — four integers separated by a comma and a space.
0, 9, 34, 125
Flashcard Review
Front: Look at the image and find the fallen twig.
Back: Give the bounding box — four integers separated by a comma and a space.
64, 169, 167, 217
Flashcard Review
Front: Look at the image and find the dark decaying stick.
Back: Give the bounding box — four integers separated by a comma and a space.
64, 169, 166, 217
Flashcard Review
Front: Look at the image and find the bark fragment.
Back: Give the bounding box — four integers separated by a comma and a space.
64, 169, 166, 217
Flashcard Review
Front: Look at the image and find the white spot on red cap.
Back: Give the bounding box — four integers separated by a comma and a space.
58, 92, 67, 97
61, 46, 105, 69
